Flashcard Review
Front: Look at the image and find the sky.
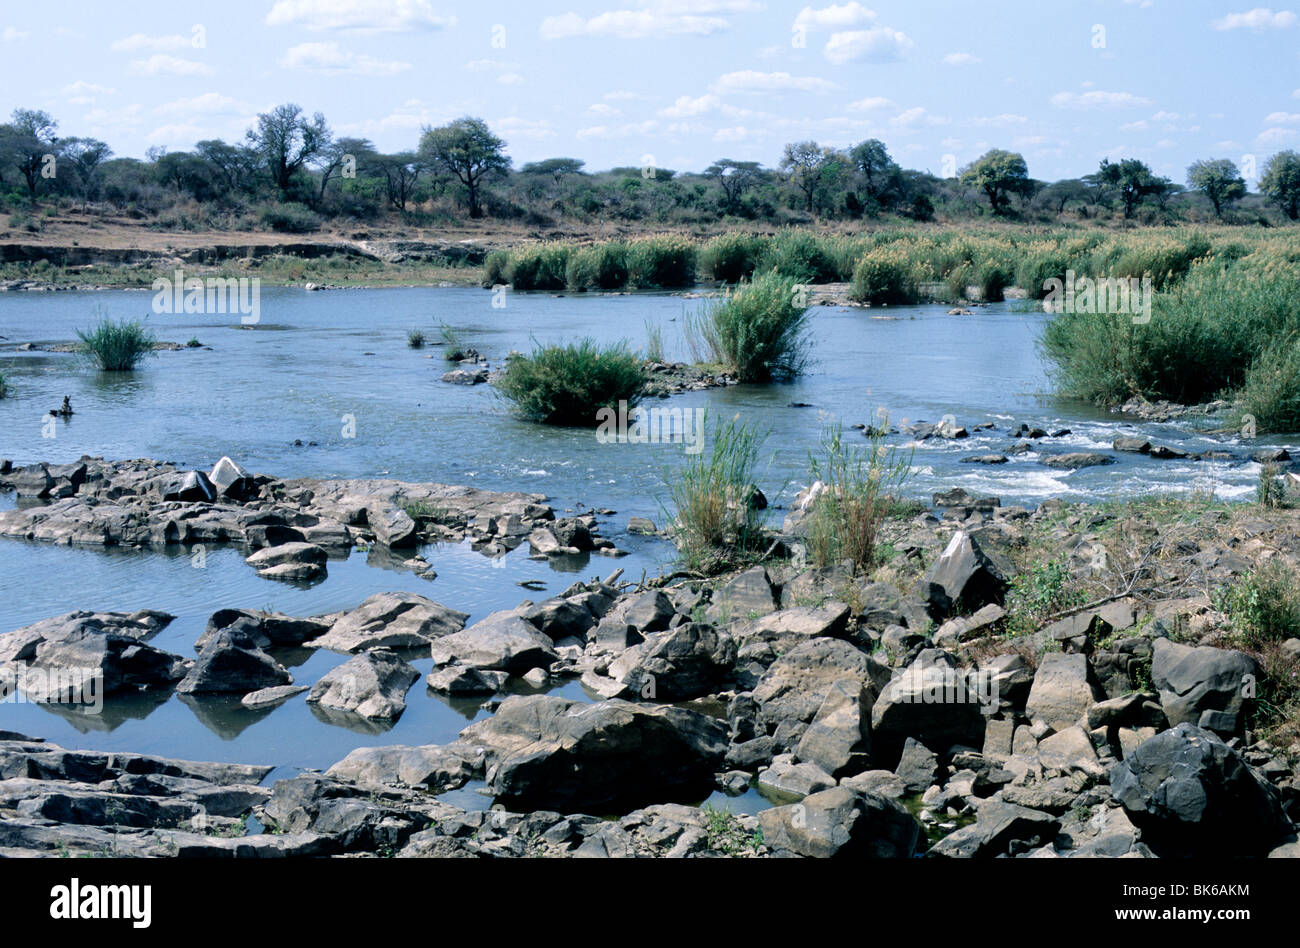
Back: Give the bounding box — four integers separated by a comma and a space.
1, 0, 1298, 185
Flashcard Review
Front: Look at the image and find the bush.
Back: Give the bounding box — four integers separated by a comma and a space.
259, 202, 322, 234
627, 235, 697, 288
506, 243, 571, 291
0, 370, 7, 398
565, 242, 629, 290
804, 423, 911, 571
849, 247, 919, 304
1220, 560, 1300, 648
1004, 559, 1086, 636
1238, 337, 1300, 434
493, 338, 645, 425
700, 232, 769, 283
664, 414, 767, 572
482, 250, 509, 287
759, 230, 839, 284
688, 269, 811, 382
407, 329, 426, 348
77, 317, 156, 371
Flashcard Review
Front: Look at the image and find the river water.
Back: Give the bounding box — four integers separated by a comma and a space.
0, 285, 1293, 805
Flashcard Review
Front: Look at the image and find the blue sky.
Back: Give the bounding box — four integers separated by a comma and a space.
2, 0, 1298, 184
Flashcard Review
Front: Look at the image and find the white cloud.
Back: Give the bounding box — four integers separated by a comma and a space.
1050, 89, 1152, 109
660, 94, 723, 117
2, 26, 31, 41
889, 106, 947, 127
1123, 0, 1155, 7
542, 10, 726, 39
498, 73, 525, 85
966, 113, 1027, 127
280, 42, 410, 75
1212, 8, 1296, 30
944, 52, 981, 65
824, 27, 913, 64
154, 93, 251, 116
1257, 126, 1299, 143
793, 3, 876, 30
128, 55, 214, 77
266, 0, 454, 32
576, 120, 661, 139
61, 81, 116, 105
1121, 119, 1150, 131
846, 95, 891, 110
1264, 110, 1300, 122
493, 117, 554, 140
714, 126, 754, 142
711, 70, 836, 94
587, 103, 620, 116
111, 32, 194, 52
465, 59, 520, 71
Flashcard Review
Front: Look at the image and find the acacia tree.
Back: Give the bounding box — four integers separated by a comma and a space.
959, 149, 1032, 215
1187, 158, 1246, 217
704, 159, 761, 213
520, 157, 585, 185
59, 137, 112, 204
418, 117, 509, 219
1089, 158, 1173, 219
849, 138, 902, 211
0, 109, 59, 203
1260, 151, 1300, 220
780, 141, 836, 213
246, 104, 331, 200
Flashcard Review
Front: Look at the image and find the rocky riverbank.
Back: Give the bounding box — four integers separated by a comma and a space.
1, 459, 1299, 858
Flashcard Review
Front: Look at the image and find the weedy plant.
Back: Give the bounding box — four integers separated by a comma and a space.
407, 329, 426, 348
1218, 559, 1300, 649
664, 413, 768, 573
804, 421, 912, 572
688, 269, 811, 382
77, 316, 156, 371
493, 338, 644, 425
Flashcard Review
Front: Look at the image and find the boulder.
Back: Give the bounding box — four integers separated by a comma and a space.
309, 592, 469, 652
0, 610, 174, 662
1038, 452, 1116, 470
425, 664, 509, 695
753, 638, 891, 741
605, 622, 736, 701
244, 542, 327, 582
1025, 652, 1100, 731
209, 456, 257, 501
240, 684, 308, 710
1110, 724, 1290, 857
757, 754, 836, 799
460, 695, 728, 811
928, 801, 1060, 858
705, 566, 779, 623
871, 649, 988, 762
1151, 638, 1257, 731
894, 738, 940, 794
758, 787, 919, 858
306, 649, 419, 720
325, 743, 484, 792
198, 608, 330, 651
912, 530, 1011, 616
795, 679, 874, 778
429, 611, 557, 674
8, 626, 187, 699
365, 502, 418, 548
176, 633, 292, 695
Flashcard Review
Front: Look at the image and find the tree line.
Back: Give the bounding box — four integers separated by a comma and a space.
3, 104, 1300, 232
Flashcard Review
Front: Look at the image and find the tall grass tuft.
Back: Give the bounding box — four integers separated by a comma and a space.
566, 242, 629, 291
407, 329, 426, 348
494, 338, 645, 425
507, 243, 571, 290
627, 235, 697, 288
644, 319, 666, 363
759, 230, 840, 284
0, 370, 7, 398
849, 246, 920, 305
482, 250, 509, 288
1239, 337, 1300, 434
77, 317, 156, 371
700, 232, 770, 283
688, 269, 811, 382
804, 422, 912, 571
665, 414, 767, 572
1219, 559, 1300, 648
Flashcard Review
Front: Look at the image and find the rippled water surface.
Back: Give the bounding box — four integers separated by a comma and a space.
1, 286, 1294, 788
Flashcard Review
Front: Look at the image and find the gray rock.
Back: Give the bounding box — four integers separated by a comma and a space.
425, 663, 509, 695
429, 611, 557, 674
198, 608, 330, 651
606, 622, 736, 701
1025, 652, 1100, 731
912, 530, 1012, 617
307, 649, 419, 720
240, 684, 309, 710
753, 638, 891, 741
795, 679, 874, 778
460, 695, 728, 812
244, 542, 327, 581
309, 592, 469, 652
176, 633, 292, 695
705, 566, 779, 624
871, 649, 988, 762
326, 742, 484, 791
757, 754, 836, 799
894, 738, 940, 794
1110, 723, 1290, 857
928, 800, 1060, 858
759, 786, 919, 858
1151, 638, 1257, 731
365, 502, 419, 548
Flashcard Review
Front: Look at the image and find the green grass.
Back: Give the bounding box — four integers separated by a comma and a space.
804, 421, 912, 571
0, 371, 7, 398
1258, 461, 1287, 508
700, 232, 770, 283
507, 243, 571, 291
493, 338, 645, 425
644, 318, 666, 363
849, 247, 920, 305
687, 269, 811, 383
759, 230, 840, 284
439, 323, 464, 360
702, 804, 764, 855
76, 317, 156, 371
663, 414, 768, 573
407, 329, 426, 348
627, 235, 697, 288
1003, 559, 1086, 636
